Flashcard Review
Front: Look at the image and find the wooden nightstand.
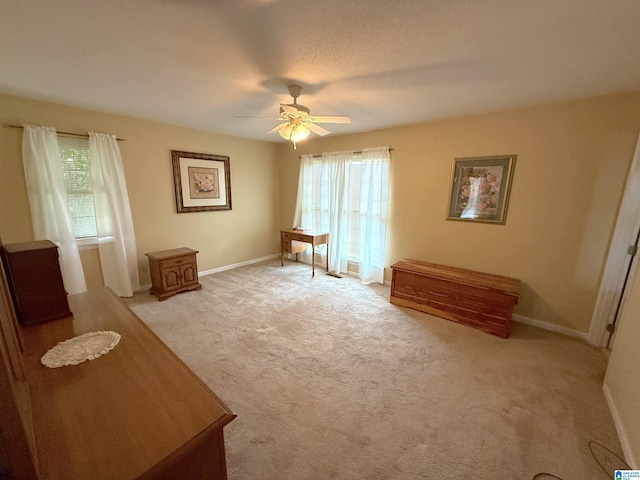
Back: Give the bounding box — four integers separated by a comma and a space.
146, 247, 202, 301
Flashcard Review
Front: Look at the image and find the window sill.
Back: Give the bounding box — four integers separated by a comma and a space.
77, 238, 99, 250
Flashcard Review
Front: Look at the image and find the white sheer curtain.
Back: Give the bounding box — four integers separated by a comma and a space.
358, 147, 391, 283
89, 133, 140, 297
21, 125, 87, 294
294, 147, 390, 284
324, 150, 351, 275
292, 154, 312, 229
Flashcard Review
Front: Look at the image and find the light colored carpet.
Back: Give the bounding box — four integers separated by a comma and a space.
125, 258, 624, 479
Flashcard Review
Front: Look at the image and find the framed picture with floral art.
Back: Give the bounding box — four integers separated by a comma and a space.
447, 154, 516, 224
171, 150, 232, 213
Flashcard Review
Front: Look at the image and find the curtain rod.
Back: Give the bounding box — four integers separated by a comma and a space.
301, 147, 393, 159
3, 123, 125, 142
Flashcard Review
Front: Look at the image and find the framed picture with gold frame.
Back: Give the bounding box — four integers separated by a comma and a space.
447, 154, 516, 224
171, 150, 232, 213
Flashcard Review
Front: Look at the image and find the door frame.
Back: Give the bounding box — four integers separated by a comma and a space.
588, 134, 640, 346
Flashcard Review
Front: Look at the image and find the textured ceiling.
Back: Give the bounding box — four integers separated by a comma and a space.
1, 0, 639, 143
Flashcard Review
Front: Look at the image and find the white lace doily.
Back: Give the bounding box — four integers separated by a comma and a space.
41, 331, 121, 368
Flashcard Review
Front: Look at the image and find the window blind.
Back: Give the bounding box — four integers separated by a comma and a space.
57, 136, 97, 239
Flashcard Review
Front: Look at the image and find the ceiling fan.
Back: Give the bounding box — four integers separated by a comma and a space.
241, 85, 351, 149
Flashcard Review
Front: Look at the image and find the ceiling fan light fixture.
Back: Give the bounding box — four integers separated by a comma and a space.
291, 124, 310, 143
278, 120, 310, 149
278, 124, 293, 140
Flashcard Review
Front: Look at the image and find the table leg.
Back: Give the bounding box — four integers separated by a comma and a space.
281, 246, 284, 267
326, 242, 329, 272
312, 248, 315, 277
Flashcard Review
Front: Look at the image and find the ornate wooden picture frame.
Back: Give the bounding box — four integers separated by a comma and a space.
171, 150, 232, 213
447, 154, 516, 224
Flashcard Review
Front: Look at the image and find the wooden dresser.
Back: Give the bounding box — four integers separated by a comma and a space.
1, 240, 71, 325
390, 259, 521, 338
146, 247, 202, 301
15, 287, 236, 479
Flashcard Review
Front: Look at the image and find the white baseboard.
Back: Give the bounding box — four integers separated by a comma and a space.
512, 314, 587, 340
603, 383, 637, 469
199, 253, 281, 277
137, 253, 281, 292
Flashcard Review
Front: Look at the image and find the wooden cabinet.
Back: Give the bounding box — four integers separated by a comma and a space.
146, 247, 202, 301
390, 259, 520, 338
1, 240, 71, 325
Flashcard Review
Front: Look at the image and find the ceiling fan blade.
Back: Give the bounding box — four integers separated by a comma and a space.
280, 104, 299, 115
306, 122, 331, 136
310, 115, 352, 124
267, 123, 288, 134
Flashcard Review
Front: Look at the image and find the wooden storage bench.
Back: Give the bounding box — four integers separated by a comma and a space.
390, 259, 521, 338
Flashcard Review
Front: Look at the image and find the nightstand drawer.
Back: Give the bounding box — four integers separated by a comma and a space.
159, 255, 195, 270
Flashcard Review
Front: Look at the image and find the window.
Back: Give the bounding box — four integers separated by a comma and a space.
57, 136, 97, 239
297, 148, 390, 283
345, 156, 389, 262
303, 154, 389, 261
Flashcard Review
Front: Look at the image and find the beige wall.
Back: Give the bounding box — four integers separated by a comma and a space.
0, 93, 281, 286
604, 259, 640, 468
278, 92, 640, 334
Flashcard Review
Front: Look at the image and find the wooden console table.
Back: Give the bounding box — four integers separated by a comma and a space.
19, 287, 236, 479
280, 229, 329, 277
390, 259, 521, 338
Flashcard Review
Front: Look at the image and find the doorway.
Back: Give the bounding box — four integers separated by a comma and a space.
588, 134, 640, 347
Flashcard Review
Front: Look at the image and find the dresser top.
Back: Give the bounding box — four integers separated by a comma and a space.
3, 239, 57, 253
145, 247, 198, 260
